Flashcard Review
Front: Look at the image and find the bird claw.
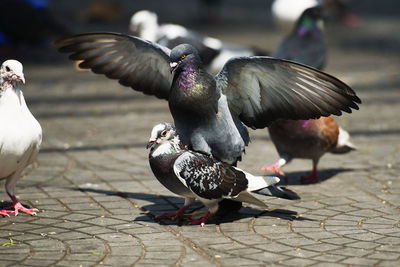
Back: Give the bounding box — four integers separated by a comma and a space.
0, 209, 14, 216
187, 211, 212, 227
6, 202, 38, 216
261, 163, 285, 175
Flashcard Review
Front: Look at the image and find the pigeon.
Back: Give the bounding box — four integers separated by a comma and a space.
147, 122, 294, 226
129, 10, 268, 73
271, 0, 319, 30
273, 6, 326, 69
262, 116, 356, 183
55, 33, 361, 167
0, 59, 42, 216
262, 6, 356, 184
272, 0, 318, 22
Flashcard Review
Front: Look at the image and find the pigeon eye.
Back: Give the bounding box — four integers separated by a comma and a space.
161, 130, 167, 137
5, 66, 10, 72
180, 54, 186, 60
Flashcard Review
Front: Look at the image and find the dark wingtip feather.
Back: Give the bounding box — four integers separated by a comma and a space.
254, 185, 301, 200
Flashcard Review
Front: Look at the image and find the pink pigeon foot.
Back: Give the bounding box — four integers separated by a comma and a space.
0, 209, 14, 216
156, 206, 191, 221
301, 168, 320, 184
187, 211, 213, 227
7, 202, 38, 216
261, 162, 285, 175
6, 194, 38, 216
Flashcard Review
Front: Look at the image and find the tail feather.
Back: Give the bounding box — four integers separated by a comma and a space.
236, 167, 280, 191
331, 127, 357, 154
254, 185, 301, 200
233, 191, 268, 208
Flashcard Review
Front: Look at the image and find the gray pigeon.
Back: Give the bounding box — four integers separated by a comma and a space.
147, 122, 285, 226
55, 33, 361, 167
0, 59, 42, 216
273, 6, 326, 69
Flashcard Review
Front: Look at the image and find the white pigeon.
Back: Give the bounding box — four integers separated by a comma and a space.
0, 59, 42, 216
272, 0, 319, 31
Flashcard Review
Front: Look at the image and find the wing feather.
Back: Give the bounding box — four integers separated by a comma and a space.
173, 152, 248, 199
216, 57, 361, 129
55, 32, 173, 100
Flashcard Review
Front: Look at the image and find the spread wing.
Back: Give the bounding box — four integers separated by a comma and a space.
55, 32, 173, 100
173, 151, 248, 199
216, 56, 361, 129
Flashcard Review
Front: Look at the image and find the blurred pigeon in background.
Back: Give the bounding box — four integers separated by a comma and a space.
129, 10, 269, 74
147, 122, 292, 226
272, 0, 318, 27
273, 6, 326, 69
262, 6, 357, 184
0, 59, 42, 216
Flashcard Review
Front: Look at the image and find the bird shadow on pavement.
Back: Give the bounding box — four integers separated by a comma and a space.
75, 187, 314, 226
278, 168, 354, 186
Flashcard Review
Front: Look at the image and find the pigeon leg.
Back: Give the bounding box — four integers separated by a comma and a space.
261, 158, 287, 175
301, 167, 320, 184
6, 193, 38, 216
187, 211, 213, 227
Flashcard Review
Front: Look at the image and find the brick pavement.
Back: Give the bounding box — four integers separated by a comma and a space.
1, 16, 400, 267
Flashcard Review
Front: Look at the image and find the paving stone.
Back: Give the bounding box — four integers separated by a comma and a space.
281, 257, 316, 266
341, 256, 379, 265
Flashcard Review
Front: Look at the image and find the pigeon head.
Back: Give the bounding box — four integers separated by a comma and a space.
1, 59, 25, 85
129, 10, 158, 40
169, 44, 200, 73
295, 6, 323, 35
147, 123, 177, 149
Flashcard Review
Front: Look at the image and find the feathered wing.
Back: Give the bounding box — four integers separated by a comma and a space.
216, 57, 361, 129
173, 151, 248, 199
55, 32, 173, 100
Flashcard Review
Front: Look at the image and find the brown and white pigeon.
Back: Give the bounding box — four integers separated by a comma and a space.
0, 59, 42, 216
147, 123, 288, 226
262, 116, 356, 183
261, 8, 356, 183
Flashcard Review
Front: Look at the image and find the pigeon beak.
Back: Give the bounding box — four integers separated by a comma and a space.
146, 139, 156, 149
170, 62, 178, 73
19, 74, 25, 84
16, 73, 25, 84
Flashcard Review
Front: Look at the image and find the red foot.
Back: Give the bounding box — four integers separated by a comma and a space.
261, 163, 285, 175
301, 169, 320, 184
5, 202, 38, 216
6, 194, 38, 216
156, 206, 191, 221
187, 211, 212, 227
0, 209, 14, 216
